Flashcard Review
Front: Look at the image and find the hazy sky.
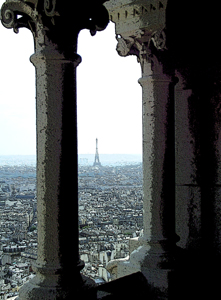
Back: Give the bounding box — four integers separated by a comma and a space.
0, 1, 142, 155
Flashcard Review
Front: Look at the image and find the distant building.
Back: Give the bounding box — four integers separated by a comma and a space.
93, 138, 102, 167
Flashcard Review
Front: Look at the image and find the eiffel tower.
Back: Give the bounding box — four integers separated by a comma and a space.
93, 138, 101, 167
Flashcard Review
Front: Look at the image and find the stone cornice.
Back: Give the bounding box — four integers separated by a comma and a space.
104, 0, 167, 37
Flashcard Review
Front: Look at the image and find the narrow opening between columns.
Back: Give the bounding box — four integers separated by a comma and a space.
77, 21, 143, 283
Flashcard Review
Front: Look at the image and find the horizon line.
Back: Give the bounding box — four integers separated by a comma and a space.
0, 153, 142, 156
79, 153, 142, 155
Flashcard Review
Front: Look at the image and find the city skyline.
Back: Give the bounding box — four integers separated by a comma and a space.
0, 1, 142, 155
0, 163, 143, 296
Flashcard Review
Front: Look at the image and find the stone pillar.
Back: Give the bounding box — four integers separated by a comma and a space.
107, 29, 177, 297
0, 1, 109, 299
175, 72, 202, 252
104, 1, 177, 296
173, 64, 221, 297
138, 45, 176, 253
19, 47, 86, 300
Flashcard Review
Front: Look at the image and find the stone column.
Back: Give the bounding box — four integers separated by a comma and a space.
174, 64, 221, 297
19, 46, 86, 300
136, 42, 177, 298
110, 32, 178, 297
104, 0, 177, 295
138, 44, 176, 251
174, 72, 202, 251
0, 1, 109, 299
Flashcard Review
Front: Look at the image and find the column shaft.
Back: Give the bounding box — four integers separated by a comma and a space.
140, 73, 175, 248
116, 54, 177, 297
138, 53, 176, 256
18, 48, 93, 300
33, 52, 80, 271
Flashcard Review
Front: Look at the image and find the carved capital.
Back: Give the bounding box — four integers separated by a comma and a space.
0, 0, 109, 39
105, 0, 168, 74
116, 28, 167, 74
116, 35, 135, 56
44, 0, 59, 18
116, 28, 166, 55
0, 0, 38, 34
115, 27, 172, 82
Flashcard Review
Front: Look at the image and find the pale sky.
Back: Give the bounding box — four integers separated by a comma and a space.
0, 1, 142, 155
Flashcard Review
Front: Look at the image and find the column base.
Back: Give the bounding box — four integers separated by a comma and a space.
17, 273, 97, 300
115, 243, 176, 299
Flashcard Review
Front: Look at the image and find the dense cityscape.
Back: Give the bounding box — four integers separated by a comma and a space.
0, 160, 143, 299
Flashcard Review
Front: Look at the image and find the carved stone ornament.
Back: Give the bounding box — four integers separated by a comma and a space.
115, 28, 167, 77
116, 29, 167, 60
0, 0, 109, 37
116, 29, 144, 57
116, 35, 134, 56
151, 29, 167, 50
44, 0, 59, 17
0, 0, 38, 34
